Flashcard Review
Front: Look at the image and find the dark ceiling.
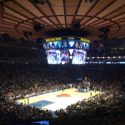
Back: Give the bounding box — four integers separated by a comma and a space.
0, 0, 125, 41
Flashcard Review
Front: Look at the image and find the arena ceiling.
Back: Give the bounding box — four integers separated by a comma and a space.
0, 0, 125, 41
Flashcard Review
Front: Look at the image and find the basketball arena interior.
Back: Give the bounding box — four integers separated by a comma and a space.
0, 0, 125, 125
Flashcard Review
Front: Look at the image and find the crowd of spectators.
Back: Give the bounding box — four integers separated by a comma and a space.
0, 64, 125, 125
55, 86, 125, 125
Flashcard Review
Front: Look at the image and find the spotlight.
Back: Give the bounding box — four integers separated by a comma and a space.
28, 0, 48, 4
72, 20, 81, 29
23, 32, 28, 38
84, 0, 98, 3
99, 27, 110, 40
0, 0, 10, 3
99, 27, 110, 34
33, 23, 45, 32
23, 31, 32, 38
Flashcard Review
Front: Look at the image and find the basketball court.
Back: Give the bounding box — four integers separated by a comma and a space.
16, 88, 100, 111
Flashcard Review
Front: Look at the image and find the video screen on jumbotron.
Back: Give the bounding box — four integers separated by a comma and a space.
43, 37, 90, 64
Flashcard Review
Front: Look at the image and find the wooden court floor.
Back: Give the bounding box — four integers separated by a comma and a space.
16, 88, 100, 111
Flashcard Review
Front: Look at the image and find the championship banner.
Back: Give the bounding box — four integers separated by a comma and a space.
0, 3, 4, 24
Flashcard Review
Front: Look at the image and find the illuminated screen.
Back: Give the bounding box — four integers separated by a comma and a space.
32, 120, 49, 125
72, 49, 86, 64
61, 49, 70, 64
43, 37, 90, 65
46, 50, 61, 64
14, 120, 50, 125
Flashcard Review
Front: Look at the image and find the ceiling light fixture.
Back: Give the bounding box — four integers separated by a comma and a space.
28, 0, 48, 4
0, 0, 10, 3
83, 0, 99, 3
